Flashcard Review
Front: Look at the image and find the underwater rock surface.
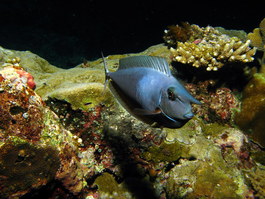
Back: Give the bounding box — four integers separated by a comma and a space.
1, 21, 265, 199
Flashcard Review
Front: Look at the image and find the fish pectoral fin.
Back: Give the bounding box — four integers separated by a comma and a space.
133, 107, 161, 115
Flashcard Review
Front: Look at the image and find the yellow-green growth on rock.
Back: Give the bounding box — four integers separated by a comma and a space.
235, 72, 265, 147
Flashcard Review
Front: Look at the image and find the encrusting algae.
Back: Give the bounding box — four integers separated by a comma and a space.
164, 23, 256, 71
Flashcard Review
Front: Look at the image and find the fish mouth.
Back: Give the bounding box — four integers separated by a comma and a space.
157, 113, 190, 128
183, 112, 194, 119
161, 111, 191, 123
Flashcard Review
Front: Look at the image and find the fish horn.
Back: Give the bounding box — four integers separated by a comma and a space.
190, 96, 202, 105
183, 88, 202, 105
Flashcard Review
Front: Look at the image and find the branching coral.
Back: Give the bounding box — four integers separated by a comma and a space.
164, 24, 256, 71
185, 80, 240, 124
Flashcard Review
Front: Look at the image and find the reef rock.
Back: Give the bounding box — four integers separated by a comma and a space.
0, 42, 263, 198
0, 65, 87, 197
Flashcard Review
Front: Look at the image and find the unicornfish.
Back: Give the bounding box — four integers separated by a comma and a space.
103, 55, 201, 128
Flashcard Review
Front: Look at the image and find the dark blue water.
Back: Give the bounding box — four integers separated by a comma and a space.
0, 0, 263, 68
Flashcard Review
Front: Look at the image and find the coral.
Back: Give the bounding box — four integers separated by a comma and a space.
185, 80, 240, 124
248, 18, 265, 71
158, 120, 252, 199
56, 143, 86, 195
34, 44, 171, 111
164, 24, 256, 71
41, 107, 89, 195
247, 18, 265, 51
235, 72, 265, 147
2, 57, 36, 89
164, 116, 204, 144
163, 22, 194, 46
215, 27, 248, 42
0, 64, 87, 197
0, 44, 170, 198
0, 44, 261, 199
0, 66, 44, 142
213, 127, 253, 169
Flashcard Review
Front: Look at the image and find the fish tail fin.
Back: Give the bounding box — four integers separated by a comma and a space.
101, 52, 110, 91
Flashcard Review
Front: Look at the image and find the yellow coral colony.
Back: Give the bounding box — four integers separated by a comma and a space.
165, 24, 256, 71
248, 18, 265, 70
248, 18, 265, 51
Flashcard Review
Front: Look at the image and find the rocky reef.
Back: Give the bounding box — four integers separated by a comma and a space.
1, 20, 265, 199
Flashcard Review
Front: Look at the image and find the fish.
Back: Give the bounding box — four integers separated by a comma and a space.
103, 55, 201, 128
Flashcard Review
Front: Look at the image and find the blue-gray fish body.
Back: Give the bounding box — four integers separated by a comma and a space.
103, 55, 201, 128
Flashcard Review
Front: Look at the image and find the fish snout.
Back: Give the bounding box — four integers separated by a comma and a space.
183, 112, 194, 119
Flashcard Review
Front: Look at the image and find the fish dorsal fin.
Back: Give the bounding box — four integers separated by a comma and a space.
119, 55, 171, 76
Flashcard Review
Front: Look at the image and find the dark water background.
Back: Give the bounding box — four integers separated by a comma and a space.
0, 0, 263, 68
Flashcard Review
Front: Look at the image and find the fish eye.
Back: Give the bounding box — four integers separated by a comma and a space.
167, 87, 176, 101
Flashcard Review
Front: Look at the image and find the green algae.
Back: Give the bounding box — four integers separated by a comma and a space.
189, 162, 241, 199
142, 141, 189, 163
93, 172, 132, 199
202, 122, 228, 137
